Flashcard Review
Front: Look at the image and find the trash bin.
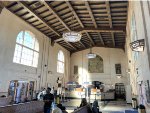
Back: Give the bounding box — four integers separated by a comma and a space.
132, 98, 137, 109
138, 104, 146, 113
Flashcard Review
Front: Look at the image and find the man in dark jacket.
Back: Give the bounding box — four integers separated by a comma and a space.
43, 87, 54, 113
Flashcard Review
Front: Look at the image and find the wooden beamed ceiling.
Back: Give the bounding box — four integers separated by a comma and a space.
5, 1, 128, 52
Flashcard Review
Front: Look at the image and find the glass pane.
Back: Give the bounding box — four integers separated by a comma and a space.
58, 51, 64, 62
21, 47, 33, 66
34, 39, 39, 51
57, 61, 64, 73
33, 51, 39, 67
13, 44, 22, 63
23, 31, 35, 49
57, 61, 60, 73
16, 31, 23, 44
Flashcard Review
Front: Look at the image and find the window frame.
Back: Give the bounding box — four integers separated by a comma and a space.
57, 50, 65, 74
13, 30, 39, 67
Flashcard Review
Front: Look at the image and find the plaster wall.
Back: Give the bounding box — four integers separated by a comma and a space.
71, 47, 128, 91
126, 1, 150, 111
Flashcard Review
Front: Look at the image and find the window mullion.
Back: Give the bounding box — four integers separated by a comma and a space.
20, 31, 25, 64
17, 43, 39, 53
30, 49, 34, 67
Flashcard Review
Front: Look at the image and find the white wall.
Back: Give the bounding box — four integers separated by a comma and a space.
0, 8, 70, 95
70, 47, 128, 91
126, 1, 150, 111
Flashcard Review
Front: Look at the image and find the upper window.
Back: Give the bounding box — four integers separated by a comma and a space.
57, 50, 64, 73
130, 13, 139, 61
13, 31, 39, 67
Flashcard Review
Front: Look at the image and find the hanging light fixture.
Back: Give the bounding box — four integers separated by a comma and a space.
63, 31, 81, 42
86, 47, 96, 59
63, 13, 81, 42
130, 39, 145, 51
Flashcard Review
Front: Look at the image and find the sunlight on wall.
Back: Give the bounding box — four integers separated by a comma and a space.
78, 67, 89, 84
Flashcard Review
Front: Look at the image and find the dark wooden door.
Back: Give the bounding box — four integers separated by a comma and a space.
115, 83, 126, 100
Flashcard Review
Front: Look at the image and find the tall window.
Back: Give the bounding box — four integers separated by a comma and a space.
57, 50, 64, 73
13, 31, 39, 67
131, 13, 138, 61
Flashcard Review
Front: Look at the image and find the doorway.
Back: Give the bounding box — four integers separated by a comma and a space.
115, 83, 126, 100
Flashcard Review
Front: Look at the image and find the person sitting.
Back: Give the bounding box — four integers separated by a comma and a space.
92, 100, 102, 113
53, 105, 62, 113
79, 98, 88, 108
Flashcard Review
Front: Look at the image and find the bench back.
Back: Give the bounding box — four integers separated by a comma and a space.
0, 101, 44, 113
0, 97, 12, 106
72, 105, 93, 113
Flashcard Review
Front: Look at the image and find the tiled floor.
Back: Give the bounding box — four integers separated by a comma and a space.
62, 99, 133, 113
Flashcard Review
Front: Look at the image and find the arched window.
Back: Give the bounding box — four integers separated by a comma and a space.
13, 31, 39, 67
57, 50, 64, 73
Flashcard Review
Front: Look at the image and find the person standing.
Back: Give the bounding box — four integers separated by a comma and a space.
57, 77, 62, 95
43, 87, 54, 113
51, 87, 55, 94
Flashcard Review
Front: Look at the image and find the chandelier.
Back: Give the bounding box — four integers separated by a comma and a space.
63, 31, 81, 42
63, 13, 81, 42
86, 47, 96, 59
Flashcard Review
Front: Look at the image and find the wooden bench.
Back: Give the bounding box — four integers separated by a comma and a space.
0, 101, 44, 113
72, 105, 93, 113
0, 96, 12, 106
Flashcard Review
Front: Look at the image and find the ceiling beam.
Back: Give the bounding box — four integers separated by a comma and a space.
0, 6, 3, 14
72, 45, 124, 54
111, 32, 115, 47
85, 1, 97, 28
18, 1, 60, 36
79, 41, 86, 48
85, 32, 94, 46
85, 1, 105, 46
54, 38, 76, 50
7, 8, 54, 41
0, 1, 13, 13
106, 1, 113, 28
65, 1, 87, 48
17, 1, 77, 50
79, 27, 125, 33
64, 41, 77, 50
106, 1, 115, 47
66, 1, 84, 28
66, 1, 94, 47
41, 1, 78, 50
42, 1, 70, 31
98, 33, 105, 45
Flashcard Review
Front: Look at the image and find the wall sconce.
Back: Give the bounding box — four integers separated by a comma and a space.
48, 71, 52, 74
116, 75, 122, 78
129, 60, 131, 63
126, 69, 130, 74
130, 39, 145, 51
136, 68, 138, 74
